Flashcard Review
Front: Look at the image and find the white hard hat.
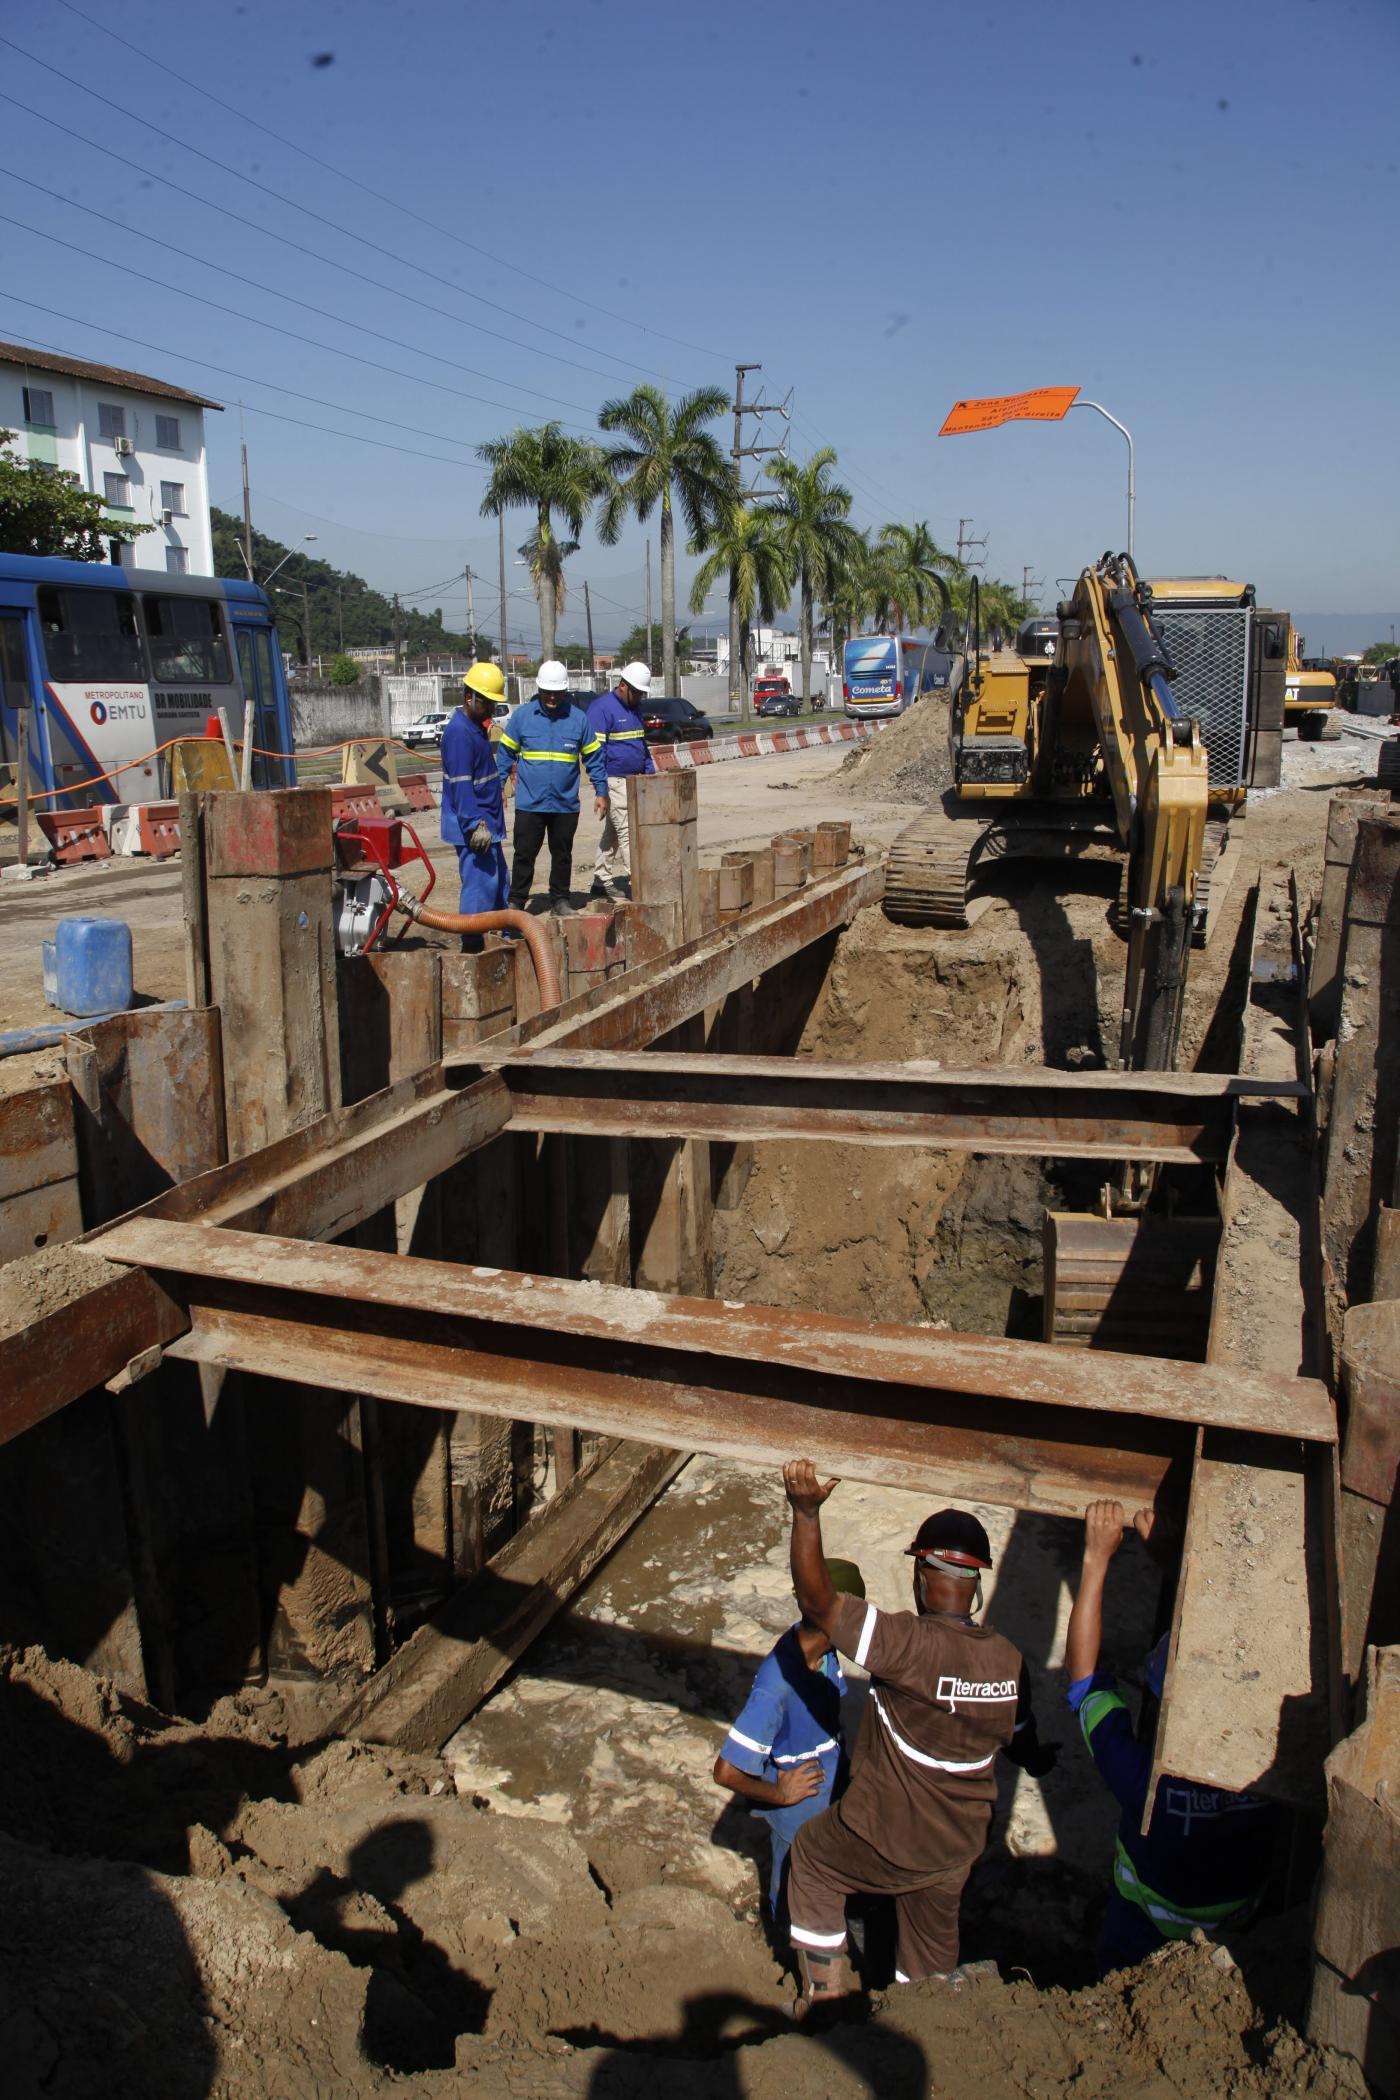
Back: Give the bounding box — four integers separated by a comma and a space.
619, 660, 652, 695
536, 659, 570, 692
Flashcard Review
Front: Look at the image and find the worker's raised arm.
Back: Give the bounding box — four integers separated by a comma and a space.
783, 1459, 841, 1638
1065, 1499, 1128, 1686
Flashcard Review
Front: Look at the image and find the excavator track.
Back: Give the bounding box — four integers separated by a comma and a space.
882, 813, 984, 927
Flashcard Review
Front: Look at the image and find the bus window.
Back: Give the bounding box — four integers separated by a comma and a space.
0, 614, 35, 707
142, 594, 231, 683
37, 584, 144, 683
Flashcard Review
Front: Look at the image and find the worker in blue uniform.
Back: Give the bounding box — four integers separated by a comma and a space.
586, 659, 655, 899
496, 659, 608, 915
713, 1557, 867, 1927
439, 661, 509, 950
1065, 1499, 1283, 1975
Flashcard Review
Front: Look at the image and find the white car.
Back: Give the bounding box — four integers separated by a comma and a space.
401, 710, 450, 750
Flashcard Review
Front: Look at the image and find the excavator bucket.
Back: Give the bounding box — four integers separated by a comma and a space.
1043, 1210, 1220, 1359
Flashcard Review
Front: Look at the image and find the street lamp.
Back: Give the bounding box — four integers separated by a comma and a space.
1070, 402, 1134, 560
261, 533, 317, 589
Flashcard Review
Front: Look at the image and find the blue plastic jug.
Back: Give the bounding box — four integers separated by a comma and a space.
41, 916, 134, 1017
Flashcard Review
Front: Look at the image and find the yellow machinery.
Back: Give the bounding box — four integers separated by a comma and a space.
885, 560, 1294, 1066
1284, 626, 1337, 741
885, 555, 1213, 1070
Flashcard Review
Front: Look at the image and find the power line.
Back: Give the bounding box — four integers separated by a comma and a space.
0, 159, 643, 403
0, 294, 596, 446
0, 323, 480, 470
0, 216, 601, 425
0, 32, 698, 392
0, 90, 667, 409
48, 0, 733, 373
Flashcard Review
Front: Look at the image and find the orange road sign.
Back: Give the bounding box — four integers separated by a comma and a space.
939, 387, 1081, 436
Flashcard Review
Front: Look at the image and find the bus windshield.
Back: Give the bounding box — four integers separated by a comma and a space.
845, 639, 897, 693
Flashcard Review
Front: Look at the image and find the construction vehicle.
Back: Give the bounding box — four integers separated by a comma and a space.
884, 558, 1288, 1070
1283, 628, 1337, 742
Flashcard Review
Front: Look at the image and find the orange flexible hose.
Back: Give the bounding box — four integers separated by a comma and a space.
403, 903, 561, 1011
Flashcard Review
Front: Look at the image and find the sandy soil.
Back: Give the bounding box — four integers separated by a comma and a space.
0, 1608, 1364, 2099
0, 711, 1377, 2095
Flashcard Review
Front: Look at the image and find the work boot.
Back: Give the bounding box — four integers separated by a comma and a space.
794, 1948, 858, 2024
551, 895, 577, 916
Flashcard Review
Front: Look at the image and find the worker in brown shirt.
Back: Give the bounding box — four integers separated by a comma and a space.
781, 1458, 1055, 2005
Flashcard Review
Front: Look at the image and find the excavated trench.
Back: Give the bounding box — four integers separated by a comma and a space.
4, 867, 1355, 2099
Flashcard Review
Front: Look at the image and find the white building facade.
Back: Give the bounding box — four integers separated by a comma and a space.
0, 341, 220, 576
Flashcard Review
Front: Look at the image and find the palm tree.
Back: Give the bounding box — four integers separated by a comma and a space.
767, 449, 861, 708
875, 521, 963, 633
597, 383, 731, 696
478, 422, 609, 660
689, 502, 795, 717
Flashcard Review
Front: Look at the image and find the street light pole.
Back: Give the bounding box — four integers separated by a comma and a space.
1072, 401, 1134, 560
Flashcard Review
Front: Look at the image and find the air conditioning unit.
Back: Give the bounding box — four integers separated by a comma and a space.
114, 436, 134, 456
159, 509, 173, 525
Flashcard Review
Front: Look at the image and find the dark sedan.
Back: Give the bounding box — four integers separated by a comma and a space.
754, 691, 803, 717
641, 696, 713, 744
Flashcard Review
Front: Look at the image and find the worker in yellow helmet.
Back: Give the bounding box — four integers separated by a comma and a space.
440, 661, 508, 948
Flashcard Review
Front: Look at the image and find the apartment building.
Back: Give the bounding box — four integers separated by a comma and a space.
0, 341, 221, 575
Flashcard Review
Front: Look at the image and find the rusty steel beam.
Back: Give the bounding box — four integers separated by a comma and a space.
0, 1259, 188, 1446
463, 859, 885, 1060
92, 1218, 1333, 1520
124, 1066, 512, 1242
475, 1048, 1302, 1163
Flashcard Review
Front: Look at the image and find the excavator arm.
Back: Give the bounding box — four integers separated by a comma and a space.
1057, 555, 1209, 1071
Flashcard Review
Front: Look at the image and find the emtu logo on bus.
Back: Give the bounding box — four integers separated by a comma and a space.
90, 700, 107, 724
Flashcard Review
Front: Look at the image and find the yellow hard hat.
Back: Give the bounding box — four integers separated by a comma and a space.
463, 661, 506, 704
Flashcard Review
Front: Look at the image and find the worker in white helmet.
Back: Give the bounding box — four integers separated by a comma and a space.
586, 660, 655, 899
495, 660, 608, 915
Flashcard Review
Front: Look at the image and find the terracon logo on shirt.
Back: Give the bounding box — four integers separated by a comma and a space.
935, 1675, 1017, 1714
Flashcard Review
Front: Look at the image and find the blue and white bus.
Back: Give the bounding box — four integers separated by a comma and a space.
843, 633, 950, 719
0, 554, 296, 808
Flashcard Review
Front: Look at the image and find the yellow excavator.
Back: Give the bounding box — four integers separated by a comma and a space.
884, 556, 1287, 1071
1284, 626, 1337, 741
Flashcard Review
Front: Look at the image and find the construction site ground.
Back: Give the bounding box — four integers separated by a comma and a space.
0, 706, 1382, 2096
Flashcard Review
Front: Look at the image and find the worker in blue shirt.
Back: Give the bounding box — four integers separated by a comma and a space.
586, 659, 655, 899
1065, 1499, 1282, 1976
439, 661, 509, 950
495, 659, 608, 915
713, 1557, 866, 1925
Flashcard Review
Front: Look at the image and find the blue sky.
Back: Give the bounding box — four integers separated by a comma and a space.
2, 0, 1396, 651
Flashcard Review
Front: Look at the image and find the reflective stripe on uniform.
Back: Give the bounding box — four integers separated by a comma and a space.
790, 1924, 848, 1949
1111, 1841, 1255, 1936
870, 1690, 994, 1774
772, 1738, 838, 1764
725, 1726, 773, 1757
517, 749, 583, 762
603, 727, 647, 738
498, 732, 521, 753
853, 1603, 878, 1669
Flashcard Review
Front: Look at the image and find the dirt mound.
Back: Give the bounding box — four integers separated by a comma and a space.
838, 695, 953, 804
0, 1243, 129, 1340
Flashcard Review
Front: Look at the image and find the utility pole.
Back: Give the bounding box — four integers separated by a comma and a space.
584, 580, 596, 678
464, 566, 477, 660
300, 574, 311, 668
239, 434, 254, 581
337, 585, 344, 652
645, 540, 654, 668
392, 592, 402, 674
1021, 565, 1044, 611
729, 362, 790, 719
958, 518, 988, 572
498, 513, 507, 674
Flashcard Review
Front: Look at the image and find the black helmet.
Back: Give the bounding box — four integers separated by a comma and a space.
905, 1509, 993, 1571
